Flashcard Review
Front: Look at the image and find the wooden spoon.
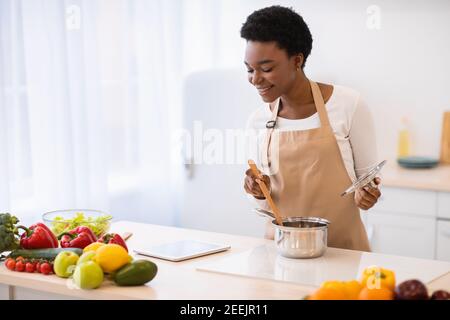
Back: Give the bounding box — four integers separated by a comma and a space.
248, 160, 284, 226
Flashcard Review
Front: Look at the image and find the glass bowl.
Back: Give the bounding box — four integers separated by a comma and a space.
42, 209, 113, 238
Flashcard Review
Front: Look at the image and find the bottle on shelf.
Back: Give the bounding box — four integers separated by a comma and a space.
397, 116, 411, 158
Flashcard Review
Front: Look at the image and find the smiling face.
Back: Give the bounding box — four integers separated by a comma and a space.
244, 41, 302, 102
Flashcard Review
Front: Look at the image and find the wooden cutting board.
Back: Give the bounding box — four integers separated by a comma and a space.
440, 111, 450, 164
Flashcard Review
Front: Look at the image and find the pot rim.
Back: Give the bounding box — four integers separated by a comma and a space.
271, 216, 330, 231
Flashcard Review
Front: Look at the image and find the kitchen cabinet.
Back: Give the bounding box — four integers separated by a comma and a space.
10, 287, 74, 300
438, 192, 450, 219
0, 284, 73, 300
436, 220, 450, 262
0, 284, 9, 299
365, 186, 450, 260
375, 187, 436, 217
366, 211, 436, 259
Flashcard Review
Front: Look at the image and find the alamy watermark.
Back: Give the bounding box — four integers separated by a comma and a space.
172, 121, 280, 173
366, 5, 381, 30
66, 5, 81, 30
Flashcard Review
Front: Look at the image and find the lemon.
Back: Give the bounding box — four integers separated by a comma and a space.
83, 242, 105, 253
94, 244, 132, 273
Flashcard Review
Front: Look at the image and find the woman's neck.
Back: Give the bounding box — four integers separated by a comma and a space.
280, 72, 314, 111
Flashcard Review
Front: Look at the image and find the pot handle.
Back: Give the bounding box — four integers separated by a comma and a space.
253, 208, 275, 219
275, 228, 285, 244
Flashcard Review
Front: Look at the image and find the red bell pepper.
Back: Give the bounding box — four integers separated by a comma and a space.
98, 233, 128, 252
58, 226, 97, 249
18, 223, 58, 249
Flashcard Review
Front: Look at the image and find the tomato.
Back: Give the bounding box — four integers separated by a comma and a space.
5, 259, 16, 271
40, 262, 52, 275
25, 262, 35, 273
15, 260, 25, 272
36, 262, 41, 273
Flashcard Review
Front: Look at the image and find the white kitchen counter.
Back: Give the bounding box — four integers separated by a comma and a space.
1, 220, 449, 300
382, 160, 450, 192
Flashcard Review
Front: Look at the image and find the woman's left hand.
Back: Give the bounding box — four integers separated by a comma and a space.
354, 177, 381, 210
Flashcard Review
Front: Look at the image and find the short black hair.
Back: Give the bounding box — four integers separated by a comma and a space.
240, 5, 313, 68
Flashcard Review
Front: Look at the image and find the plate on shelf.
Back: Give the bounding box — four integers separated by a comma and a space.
397, 156, 439, 169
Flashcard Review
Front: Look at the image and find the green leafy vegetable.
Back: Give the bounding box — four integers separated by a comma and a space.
0, 213, 21, 254
50, 212, 112, 238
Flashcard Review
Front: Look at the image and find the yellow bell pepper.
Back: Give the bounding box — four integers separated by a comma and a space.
360, 266, 396, 291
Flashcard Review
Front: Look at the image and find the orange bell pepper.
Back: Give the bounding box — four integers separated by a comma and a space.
320, 280, 362, 300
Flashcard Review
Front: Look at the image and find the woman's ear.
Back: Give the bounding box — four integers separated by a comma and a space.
294, 54, 304, 70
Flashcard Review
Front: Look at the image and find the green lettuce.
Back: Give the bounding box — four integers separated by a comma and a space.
51, 212, 112, 238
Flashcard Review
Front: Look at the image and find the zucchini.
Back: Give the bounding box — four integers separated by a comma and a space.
8, 248, 83, 260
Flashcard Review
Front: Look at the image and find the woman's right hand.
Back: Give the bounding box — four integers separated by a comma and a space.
244, 169, 271, 199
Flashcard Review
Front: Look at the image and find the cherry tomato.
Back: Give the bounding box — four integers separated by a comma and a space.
40, 262, 52, 275
36, 262, 41, 273
25, 262, 35, 273
5, 259, 16, 271
15, 256, 24, 261
15, 260, 25, 272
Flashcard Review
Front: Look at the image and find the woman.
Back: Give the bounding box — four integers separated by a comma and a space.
242, 6, 381, 251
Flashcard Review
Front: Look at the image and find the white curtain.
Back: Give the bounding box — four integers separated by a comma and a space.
0, 0, 188, 226
0, 0, 262, 227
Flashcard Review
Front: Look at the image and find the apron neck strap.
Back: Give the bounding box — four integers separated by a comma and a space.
266, 80, 331, 129
309, 80, 331, 128
262, 99, 280, 172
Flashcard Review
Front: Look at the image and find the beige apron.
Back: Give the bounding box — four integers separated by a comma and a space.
260, 80, 370, 251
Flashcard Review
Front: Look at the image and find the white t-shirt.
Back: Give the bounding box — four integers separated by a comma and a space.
245, 84, 379, 183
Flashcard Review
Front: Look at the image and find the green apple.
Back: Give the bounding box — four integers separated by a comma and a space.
77, 251, 96, 265
54, 251, 79, 278
73, 261, 104, 289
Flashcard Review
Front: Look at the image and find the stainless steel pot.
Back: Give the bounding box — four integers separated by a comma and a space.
254, 208, 330, 259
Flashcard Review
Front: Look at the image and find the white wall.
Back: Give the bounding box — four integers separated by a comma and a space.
297, 0, 450, 160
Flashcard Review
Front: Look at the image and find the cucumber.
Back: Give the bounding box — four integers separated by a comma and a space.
8, 248, 83, 260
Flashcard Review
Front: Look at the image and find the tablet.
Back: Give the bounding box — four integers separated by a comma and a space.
133, 240, 231, 262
